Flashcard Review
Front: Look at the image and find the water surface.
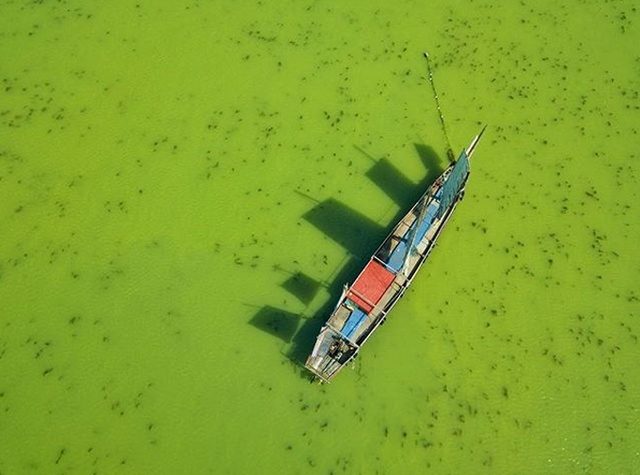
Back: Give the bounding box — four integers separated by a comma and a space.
1, 0, 639, 473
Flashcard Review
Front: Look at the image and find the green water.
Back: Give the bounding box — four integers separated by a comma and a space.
1, 0, 639, 473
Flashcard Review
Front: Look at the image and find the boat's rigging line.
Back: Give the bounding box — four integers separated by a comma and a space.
423, 51, 455, 163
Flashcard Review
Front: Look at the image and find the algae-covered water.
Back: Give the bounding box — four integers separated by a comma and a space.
1, 0, 639, 473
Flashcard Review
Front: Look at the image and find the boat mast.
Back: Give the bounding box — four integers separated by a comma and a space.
395, 52, 454, 277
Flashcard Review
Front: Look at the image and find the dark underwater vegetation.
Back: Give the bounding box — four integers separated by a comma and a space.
0, 0, 638, 473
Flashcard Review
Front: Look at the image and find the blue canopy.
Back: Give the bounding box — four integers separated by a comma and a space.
341, 306, 367, 339
437, 151, 469, 218
386, 201, 440, 272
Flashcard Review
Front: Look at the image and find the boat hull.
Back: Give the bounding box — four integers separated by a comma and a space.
305, 130, 484, 382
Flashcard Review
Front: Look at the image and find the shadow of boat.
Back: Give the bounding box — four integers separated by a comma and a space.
247, 142, 445, 377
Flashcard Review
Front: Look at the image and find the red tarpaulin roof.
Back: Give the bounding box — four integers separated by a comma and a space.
348, 260, 396, 313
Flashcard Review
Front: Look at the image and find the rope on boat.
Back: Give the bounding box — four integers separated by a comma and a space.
423, 52, 455, 163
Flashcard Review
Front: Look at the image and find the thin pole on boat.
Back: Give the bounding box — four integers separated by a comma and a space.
465, 125, 487, 157
423, 52, 455, 163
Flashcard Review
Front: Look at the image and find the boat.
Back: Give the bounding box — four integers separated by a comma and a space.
304, 126, 486, 382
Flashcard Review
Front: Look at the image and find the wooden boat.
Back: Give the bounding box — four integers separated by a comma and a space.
304, 127, 486, 382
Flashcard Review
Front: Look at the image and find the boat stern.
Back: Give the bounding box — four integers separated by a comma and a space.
305, 326, 358, 382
